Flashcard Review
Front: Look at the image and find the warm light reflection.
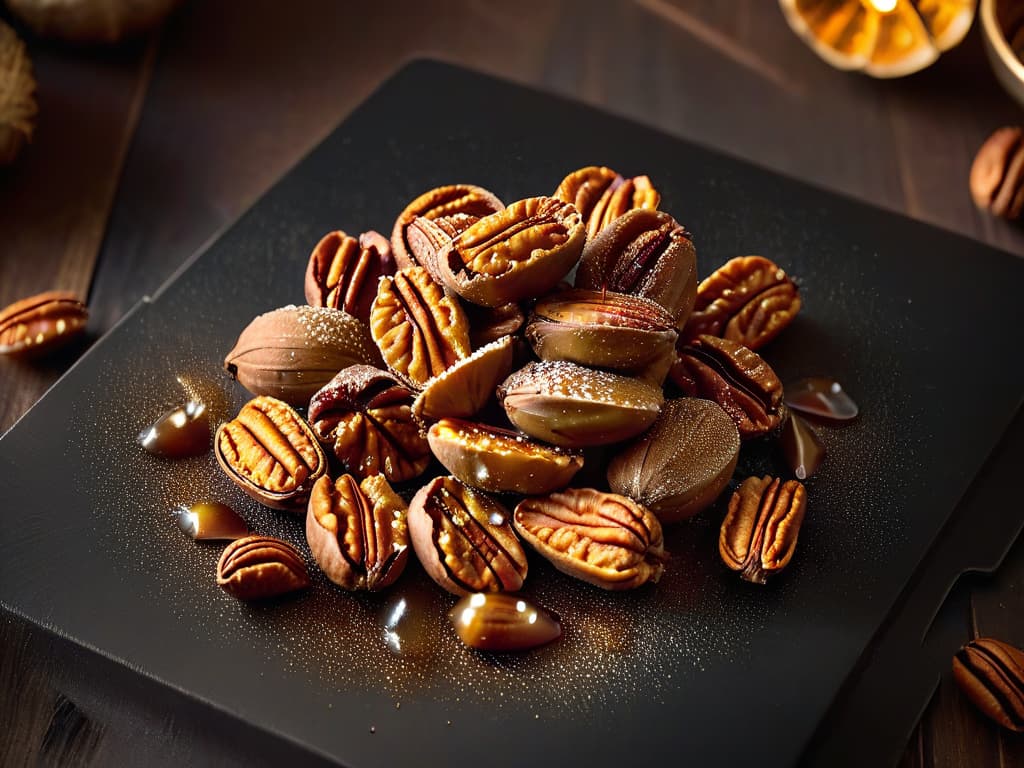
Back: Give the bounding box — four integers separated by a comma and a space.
866, 0, 897, 12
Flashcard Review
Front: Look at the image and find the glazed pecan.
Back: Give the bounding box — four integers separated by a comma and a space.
306, 473, 409, 591
304, 229, 395, 322
308, 365, 430, 483
405, 213, 481, 284
408, 475, 528, 596
953, 637, 1024, 732
391, 184, 504, 269
370, 266, 471, 387
513, 488, 665, 590
719, 475, 806, 584
0, 290, 87, 357
682, 256, 800, 350
553, 165, 660, 239
671, 335, 785, 439
215, 396, 326, 511
411, 335, 514, 423
216, 535, 309, 600
449, 592, 562, 651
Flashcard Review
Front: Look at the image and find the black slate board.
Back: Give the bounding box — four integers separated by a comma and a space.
1, 61, 1022, 767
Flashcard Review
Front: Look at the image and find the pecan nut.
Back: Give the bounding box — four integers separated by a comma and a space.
463, 301, 525, 349
671, 335, 785, 439
408, 475, 528, 596
391, 184, 504, 269
438, 196, 585, 307
370, 266, 471, 387
0, 290, 87, 357
224, 304, 383, 406
306, 473, 409, 591
553, 165, 660, 239
308, 365, 430, 483
719, 475, 806, 584
411, 334, 514, 423
216, 535, 310, 600
576, 208, 697, 327
513, 488, 665, 590
405, 213, 481, 284
304, 229, 395, 322
970, 127, 1024, 220
953, 637, 1024, 732
215, 395, 327, 510
682, 256, 801, 350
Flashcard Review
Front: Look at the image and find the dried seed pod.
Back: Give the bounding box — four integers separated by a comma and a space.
682, 256, 801, 350
308, 365, 430, 483
370, 266, 471, 388
553, 166, 660, 239
223, 305, 382, 406
497, 360, 663, 448
0, 291, 87, 357
576, 209, 697, 327
427, 417, 584, 495
392, 184, 504, 269
450, 592, 562, 651
216, 535, 309, 601
0, 21, 37, 165
215, 396, 327, 511
438, 196, 586, 308
525, 288, 677, 381
608, 398, 739, 522
719, 475, 807, 584
306, 473, 409, 591
671, 335, 785, 439
408, 475, 528, 596
970, 126, 1024, 220
513, 488, 665, 590
953, 637, 1024, 732
304, 229, 395, 322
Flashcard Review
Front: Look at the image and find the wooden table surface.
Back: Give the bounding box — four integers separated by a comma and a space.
2, 1, 1022, 765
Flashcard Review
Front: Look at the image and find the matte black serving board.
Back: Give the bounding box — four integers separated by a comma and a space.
1, 61, 1022, 768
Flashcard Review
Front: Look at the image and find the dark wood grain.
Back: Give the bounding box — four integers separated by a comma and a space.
2, 0, 1023, 765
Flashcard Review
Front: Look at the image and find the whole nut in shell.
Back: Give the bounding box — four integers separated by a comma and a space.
553, 165, 660, 239
306, 474, 409, 591
370, 266, 471, 388
513, 487, 665, 590
0, 290, 87, 357
497, 360, 663, 448
408, 475, 528, 596
304, 229, 395, 322
671, 335, 785, 439
576, 209, 696, 328
719, 475, 806, 584
223, 304, 383, 406
450, 592, 562, 652
308, 365, 430, 483
216, 535, 310, 600
427, 417, 583, 495
391, 184, 504, 269
682, 256, 800, 351
215, 396, 327, 511
411, 335, 514, 423
952, 637, 1024, 732
0, 20, 37, 165
438, 196, 586, 308
970, 126, 1024, 220
607, 398, 740, 523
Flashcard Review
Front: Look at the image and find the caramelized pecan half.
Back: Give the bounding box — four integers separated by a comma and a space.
0, 290, 88, 357
719, 475, 806, 584
304, 229, 395, 322
217, 535, 309, 600
553, 165, 660, 239
953, 637, 1024, 732
391, 184, 504, 269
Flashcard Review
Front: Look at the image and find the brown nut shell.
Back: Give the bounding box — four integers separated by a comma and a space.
513, 488, 665, 590
953, 637, 1024, 732
427, 418, 584, 495
408, 475, 528, 596
391, 184, 504, 269
304, 229, 395, 322
411, 335, 514, 423
306, 474, 409, 591
438, 196, 585, 308
405, 213, 481, 284
216, 535, 309, 600
215, 396, 327, 511
464, 301, 525, 349
970, 127, 1024, 220
223, 305, 383, 406
607, 398, 739, 522
576, 209, 697, 328
497, 360, 663, 448
719, 475, 806, 584
450, 592, 562, 651
0, 290, 87, 357
308, 365, 430, 483
553, 166, 660, 239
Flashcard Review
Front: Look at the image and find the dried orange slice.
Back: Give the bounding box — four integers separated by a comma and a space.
779, 0, 976, 78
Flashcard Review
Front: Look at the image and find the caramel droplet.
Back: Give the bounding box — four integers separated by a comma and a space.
449, 592, 561, 651
784, 377, 858, 423
174, 501, 248, 541
779, 412, 826, 480
139, 401, 210, 458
